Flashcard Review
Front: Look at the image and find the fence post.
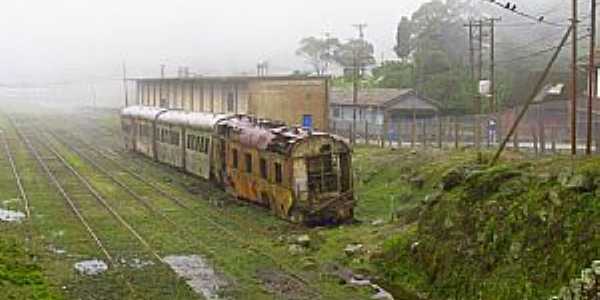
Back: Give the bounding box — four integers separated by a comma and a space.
513, 126, 519, 151
551, 126, 557, 153
332, 120, 337, 135
532, 124, 539, 155
595, 122, 600, 153
539, 105, 546, 153
365, 121, 369, 146
411, 111, 416, 148
397, 121, 402, 148
437, 115, 443, 149
422, 119, 427, 148
454, 118, 459, 149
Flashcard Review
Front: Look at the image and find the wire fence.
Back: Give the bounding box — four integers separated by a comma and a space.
330, 107, 600, 154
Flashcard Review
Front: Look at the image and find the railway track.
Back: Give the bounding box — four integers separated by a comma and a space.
5, 117, 190, 297
41, 118, 331, 298
0, 130, 30, 219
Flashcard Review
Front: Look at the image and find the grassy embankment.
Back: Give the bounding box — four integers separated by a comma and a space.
349, 145, 600, 299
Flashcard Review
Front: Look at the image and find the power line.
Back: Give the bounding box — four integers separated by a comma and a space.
478, 0, 568, 27
495, 25, 589, 54
495, 33, 591, 65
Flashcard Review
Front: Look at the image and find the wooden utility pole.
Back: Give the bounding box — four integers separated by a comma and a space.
571, 0, 578, 155
351, 50, 358, 145
351, 23, 368, 146
489, 17, 501, 146
468, 20, 475, 81
476, 20, 483, 151
122, 62, 128, 107
491, 26, 573, 165
587, 0, 596, 155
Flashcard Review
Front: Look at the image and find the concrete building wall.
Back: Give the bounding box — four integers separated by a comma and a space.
135, 77, 328, 131
247, 79, 328, 131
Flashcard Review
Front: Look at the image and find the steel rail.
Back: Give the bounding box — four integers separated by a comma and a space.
8, 118, 113, 262
49, 122, 324, 297
0, 131, 30, 218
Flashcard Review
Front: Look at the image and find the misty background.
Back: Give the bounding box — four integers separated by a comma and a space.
0, 0, 586, 107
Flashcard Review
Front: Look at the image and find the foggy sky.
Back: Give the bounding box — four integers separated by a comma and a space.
0, 0, 435, 85
0, 0, 582, 106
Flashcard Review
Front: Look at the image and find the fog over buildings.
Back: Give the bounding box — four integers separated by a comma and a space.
0, 0, 577, 106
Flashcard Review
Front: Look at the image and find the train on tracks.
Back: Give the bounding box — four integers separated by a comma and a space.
120, 106, 354, 224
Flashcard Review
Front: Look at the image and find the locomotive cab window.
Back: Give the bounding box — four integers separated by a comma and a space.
259, 158, 267, 179
232, 148, 238, 169
274, 162, 283, 184
245, 153, 252, 173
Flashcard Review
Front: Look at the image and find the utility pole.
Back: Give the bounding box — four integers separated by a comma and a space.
351, 49, 358, 145
468, 20, 475, 81
351, 23, 368, 146
489, 17, 501, 144
122, 62, 128, 107
571, 0, 578, 155
160, 64, 165, 78
587, 0, 596, 155
476, 19, 483, 151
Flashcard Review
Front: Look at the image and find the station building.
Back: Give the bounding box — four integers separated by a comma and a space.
134, 75, 330, 131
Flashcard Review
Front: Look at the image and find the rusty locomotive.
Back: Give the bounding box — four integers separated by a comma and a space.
121, 106, 354, 224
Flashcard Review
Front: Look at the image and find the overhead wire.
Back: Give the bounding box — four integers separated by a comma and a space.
495, 33, 591, 65
477, 0, 568, 27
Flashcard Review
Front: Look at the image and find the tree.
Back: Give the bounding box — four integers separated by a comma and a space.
371, 61, 414, 89
295, 36, 340, 75
394, 16, 413, 60
391, 0, 473, 113
333, 39, 376, 70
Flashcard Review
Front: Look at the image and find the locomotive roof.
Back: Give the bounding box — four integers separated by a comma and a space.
121, 105, 167, 120
121, 105, 228, 129
218, 115, 347, 153
158, 110, 229, 130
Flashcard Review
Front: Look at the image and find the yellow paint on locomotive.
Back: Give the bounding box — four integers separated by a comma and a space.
225, 142, 295, 219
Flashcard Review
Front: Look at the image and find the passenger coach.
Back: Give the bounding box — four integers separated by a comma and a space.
121, 105, 354, 224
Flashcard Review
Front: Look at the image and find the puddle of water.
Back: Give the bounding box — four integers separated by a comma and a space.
0, 208, 25, 222
74, 259, 108, 276
118, 257, 155, 269
350, 277, 394, 300
164, 255, 226, 300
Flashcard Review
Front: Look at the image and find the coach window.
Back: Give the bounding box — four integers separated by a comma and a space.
171, 131, 180, 146
227, 92, 234, 112
186, 134, 193, 150
232, 148, 238, 169
259, 158, 267, 179
245, 153, 252, 173
274, 162, 282, 184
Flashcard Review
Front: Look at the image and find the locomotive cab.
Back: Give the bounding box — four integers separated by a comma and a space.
288, 134, 354, 224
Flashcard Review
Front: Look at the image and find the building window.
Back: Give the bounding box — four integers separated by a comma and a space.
259, 158, 267, 179
232, 148, 238, 169
333, 107, 340, 118
227, 92, 234, 112
245, 153, 252, 173
160, 98, 168, 108
274, 162, 282, 184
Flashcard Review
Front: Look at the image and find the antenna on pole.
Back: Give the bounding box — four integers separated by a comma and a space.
352, 23, 368, 40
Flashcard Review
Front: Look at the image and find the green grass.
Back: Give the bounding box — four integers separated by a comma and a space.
0, 223, 61, 300
4, 105, 599, 300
